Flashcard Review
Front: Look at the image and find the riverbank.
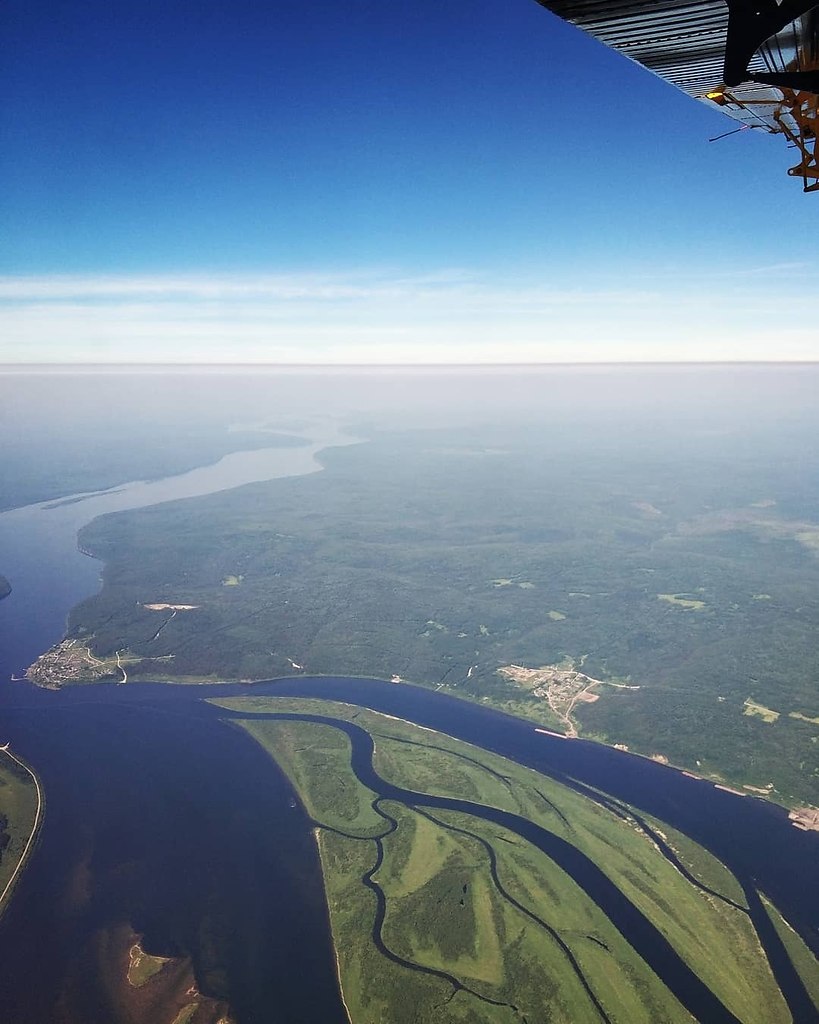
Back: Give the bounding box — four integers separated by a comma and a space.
223, 694, 814, 1024
45, 421, 819, 812
0, 745, 43, 916
25, 635, 811, 819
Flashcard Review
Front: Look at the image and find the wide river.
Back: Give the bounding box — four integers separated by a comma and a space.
0, 436, 817, 1022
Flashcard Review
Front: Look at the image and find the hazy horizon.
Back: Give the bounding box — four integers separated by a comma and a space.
3, 359, 819, 372
4, 2, 817, 365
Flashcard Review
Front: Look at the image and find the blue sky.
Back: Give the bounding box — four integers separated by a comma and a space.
2, 0, 817, 363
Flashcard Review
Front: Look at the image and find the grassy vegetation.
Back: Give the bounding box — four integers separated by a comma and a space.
239, 718, 384, 837
317, 827, 483, 1024
638, 816, 748, 909
761, 896, 819, 1012
217, 695, 814, 1024
0, 752, 40, 914
65, 422, 819, 805
430, 808, 696, 1024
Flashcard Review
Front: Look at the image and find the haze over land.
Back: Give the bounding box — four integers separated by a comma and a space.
3, 0, 819, 1017
8, 365, 819, 806
2, 365, 819, 1023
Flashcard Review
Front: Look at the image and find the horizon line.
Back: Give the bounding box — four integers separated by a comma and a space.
2, 359, 819, 373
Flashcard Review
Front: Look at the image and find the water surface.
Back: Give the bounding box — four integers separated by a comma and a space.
1, 427, 817, 1022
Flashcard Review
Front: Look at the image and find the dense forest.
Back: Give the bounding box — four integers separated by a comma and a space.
71, 418, 819, 806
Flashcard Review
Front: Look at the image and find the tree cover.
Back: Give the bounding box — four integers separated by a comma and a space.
68, 421, 819, 806
219, 695, 816, 1024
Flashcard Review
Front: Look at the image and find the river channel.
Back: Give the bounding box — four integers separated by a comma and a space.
0, 437, 817, 1022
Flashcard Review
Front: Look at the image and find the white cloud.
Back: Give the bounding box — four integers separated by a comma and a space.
1, 268, 817, 364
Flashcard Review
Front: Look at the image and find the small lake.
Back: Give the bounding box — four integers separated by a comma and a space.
0, 436, 817, 1022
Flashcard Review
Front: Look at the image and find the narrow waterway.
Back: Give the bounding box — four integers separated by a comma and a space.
216, 706, 816, 1024
0, 436, 817, 1022
3, 678, 817, 1022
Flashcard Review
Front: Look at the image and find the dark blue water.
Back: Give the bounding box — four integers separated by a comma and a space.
1, 447, 817, 1022
0, 442, 354, 1023
2, 676, 818, 1022
0, 694, 347, 1023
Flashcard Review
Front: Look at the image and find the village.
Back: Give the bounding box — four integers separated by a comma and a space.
25, 638, 124, 688
498, 661, 640, 737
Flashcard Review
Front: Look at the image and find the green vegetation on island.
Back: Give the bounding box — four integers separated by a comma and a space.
761, 897, 819, 1013
0, 748, 41, 916
215, 695, 816, 1024
51, 423, 819, 806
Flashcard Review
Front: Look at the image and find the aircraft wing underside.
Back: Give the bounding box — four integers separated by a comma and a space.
533, 0, 819, 190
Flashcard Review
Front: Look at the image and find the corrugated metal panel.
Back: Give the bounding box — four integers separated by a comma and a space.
533, 0, 768, 96
533, 0, 778, 126
531, 0, 819, 190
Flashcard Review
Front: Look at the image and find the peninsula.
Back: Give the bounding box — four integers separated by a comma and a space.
0, 575, 10, 601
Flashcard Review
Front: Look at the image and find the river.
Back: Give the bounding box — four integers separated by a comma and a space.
0, 436, 817, 1022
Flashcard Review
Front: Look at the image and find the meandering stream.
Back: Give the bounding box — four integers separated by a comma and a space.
0, 438, 817, 1022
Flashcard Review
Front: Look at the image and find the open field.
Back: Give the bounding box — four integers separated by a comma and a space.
55, 422, 819, 807
217, 694, 815, 1024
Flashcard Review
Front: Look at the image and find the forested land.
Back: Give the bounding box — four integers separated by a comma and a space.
67, 418, 819, 805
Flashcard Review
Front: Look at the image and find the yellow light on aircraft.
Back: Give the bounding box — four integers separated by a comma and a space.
706, 91, 724, 99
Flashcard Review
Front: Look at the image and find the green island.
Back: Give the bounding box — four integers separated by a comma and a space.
35, 425, 819, 809
0, 747, 42, 915
213, 694, 819, 1024
0, 575, 10, 601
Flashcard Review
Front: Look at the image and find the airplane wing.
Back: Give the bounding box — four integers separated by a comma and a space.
532, 0, 819, 191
